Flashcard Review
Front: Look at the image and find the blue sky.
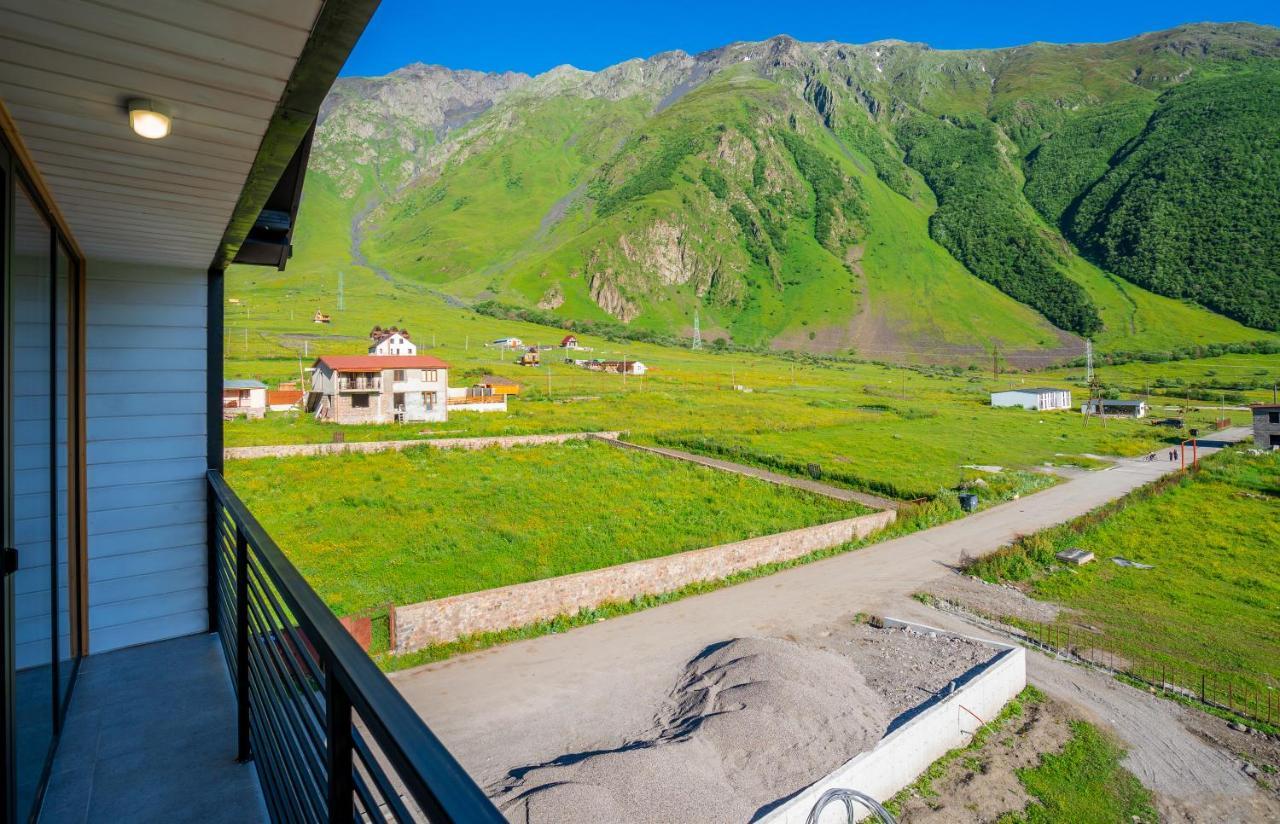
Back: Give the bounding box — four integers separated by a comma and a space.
341, 1, 1280, 77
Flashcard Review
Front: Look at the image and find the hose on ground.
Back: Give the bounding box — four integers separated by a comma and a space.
805, 787, 897, 824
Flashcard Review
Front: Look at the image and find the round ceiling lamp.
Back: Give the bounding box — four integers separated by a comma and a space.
126, 98, 172, 139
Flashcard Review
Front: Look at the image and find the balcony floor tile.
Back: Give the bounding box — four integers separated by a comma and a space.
40, 634, 268, 824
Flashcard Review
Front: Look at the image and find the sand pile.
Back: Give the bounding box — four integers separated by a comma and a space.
493, 637, 892, 823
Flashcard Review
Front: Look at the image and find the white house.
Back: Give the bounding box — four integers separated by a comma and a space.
222, 379, 267, 419
1081, 399, 1149, 418
369, 326, 416, 355
490, 337, 523, 349
991, 387, 1072, 411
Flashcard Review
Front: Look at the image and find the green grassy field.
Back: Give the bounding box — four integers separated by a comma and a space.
223, 289, 1256, 499
1009, 720, 1156, 824
887, 686, 1156, 823
968, 449, 1280, 691
225, 440, 865, 617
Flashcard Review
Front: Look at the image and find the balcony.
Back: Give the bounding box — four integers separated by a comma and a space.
37, 475, 503, 823
339, 377, 383, 393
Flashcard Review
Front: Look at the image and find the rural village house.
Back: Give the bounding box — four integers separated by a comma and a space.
990, 387, 1072, 411
308, 354, 450, 424
223, 379, 266, 419
560, 334, 579, 349
369, 325, 416, 355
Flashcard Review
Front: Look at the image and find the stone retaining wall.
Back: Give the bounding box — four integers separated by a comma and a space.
392, 508, 896, 653
224, 431, 619, 460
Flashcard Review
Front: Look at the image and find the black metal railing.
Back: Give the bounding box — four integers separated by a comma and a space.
208, 470, 504, 823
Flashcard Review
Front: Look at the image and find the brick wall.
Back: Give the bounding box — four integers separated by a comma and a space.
392, 509, 897, 653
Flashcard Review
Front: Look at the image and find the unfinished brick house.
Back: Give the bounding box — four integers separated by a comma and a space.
308, 354, 450, 424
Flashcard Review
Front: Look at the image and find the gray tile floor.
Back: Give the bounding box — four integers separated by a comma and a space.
39, 634, 268, 824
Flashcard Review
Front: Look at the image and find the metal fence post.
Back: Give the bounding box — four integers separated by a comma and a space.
235, 526, 251, 762
326, 668, 354, 824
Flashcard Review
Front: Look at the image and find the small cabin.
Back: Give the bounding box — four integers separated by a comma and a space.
1081, 399, 1148, 418
480, 375, 522, 396
223, 379, 267, 419
991, 387, 1071, 411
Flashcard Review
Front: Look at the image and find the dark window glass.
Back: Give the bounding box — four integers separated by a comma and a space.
352, 394, 370, 409
55, 244, 75, 708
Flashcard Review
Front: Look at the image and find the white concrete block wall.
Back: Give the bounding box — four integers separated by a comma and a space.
761, 621, 1027, 823
84, 259, 208, 654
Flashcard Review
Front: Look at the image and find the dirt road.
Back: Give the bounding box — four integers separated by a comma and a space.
391, 428, 1257, 815
897, 602, 1278, 823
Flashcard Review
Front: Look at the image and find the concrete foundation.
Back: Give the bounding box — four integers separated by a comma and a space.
759, 619, 1026, 824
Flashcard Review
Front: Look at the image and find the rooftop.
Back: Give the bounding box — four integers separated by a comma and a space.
994, 387, 1068, 395
224, 379, 267, 390
314, 354, 450, 371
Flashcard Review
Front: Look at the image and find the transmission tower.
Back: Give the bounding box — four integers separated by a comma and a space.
692, 309, 702, 350
337, 271, 345, 311
1084, 338, 1104, 426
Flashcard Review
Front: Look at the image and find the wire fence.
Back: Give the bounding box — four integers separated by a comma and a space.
1023, 622, 1278, 728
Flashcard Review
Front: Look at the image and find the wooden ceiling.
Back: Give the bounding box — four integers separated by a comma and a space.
0, 0, 326, 268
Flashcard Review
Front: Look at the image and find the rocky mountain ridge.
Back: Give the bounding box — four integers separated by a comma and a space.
301, 22, 1280, 356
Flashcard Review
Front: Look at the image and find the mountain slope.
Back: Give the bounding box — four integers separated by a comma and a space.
299, 23, 1280, 359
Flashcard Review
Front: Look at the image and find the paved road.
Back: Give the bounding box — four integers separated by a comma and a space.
392, 429, 1251, 794
597, 435, 901, 510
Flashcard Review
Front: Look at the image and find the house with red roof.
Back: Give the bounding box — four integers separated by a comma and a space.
308, 354, 451, 424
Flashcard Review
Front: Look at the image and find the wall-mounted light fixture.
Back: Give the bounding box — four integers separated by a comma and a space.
126, 98, 171, 139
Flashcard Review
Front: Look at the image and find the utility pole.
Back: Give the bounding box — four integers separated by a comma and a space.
992, 345, 1000, 383
546, 366, 552, 399
1084, 339, 1094, 384
337, 271, 345, 311
622, 353, 627, 389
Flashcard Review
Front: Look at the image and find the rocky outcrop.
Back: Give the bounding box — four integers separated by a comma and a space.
587, 270, 639, 322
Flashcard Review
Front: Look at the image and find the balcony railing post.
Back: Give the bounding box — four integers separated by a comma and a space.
325, 666, 354, 824
235, 525, 251, 762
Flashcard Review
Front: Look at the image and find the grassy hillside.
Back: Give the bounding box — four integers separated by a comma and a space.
1067, 68, 1280, 330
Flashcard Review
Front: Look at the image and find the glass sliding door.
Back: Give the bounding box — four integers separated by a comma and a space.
10, 180, 54, 823
1, 132, 84, 824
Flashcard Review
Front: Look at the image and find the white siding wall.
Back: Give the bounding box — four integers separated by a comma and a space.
85, 259, 207, 654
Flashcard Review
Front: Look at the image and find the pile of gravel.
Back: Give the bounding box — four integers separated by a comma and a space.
493, 636, 892, 823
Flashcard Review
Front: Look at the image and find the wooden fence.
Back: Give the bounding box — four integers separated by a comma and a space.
1024, 622, 1277, 728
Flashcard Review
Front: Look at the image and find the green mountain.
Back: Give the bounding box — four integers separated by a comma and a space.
304, 23, 1280, 360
